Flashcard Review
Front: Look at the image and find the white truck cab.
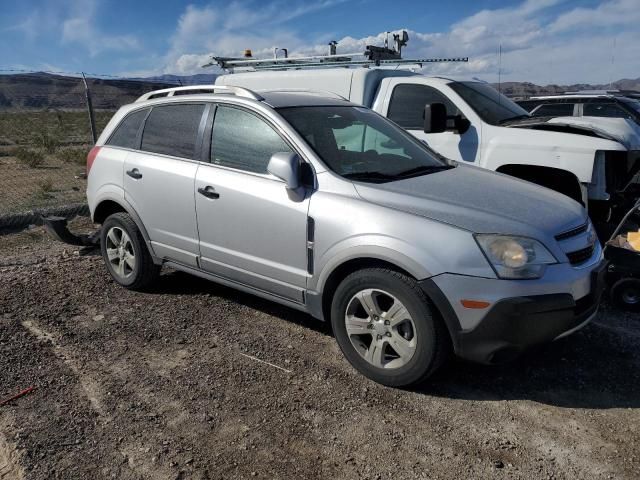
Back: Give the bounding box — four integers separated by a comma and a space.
217, 68, 640, 235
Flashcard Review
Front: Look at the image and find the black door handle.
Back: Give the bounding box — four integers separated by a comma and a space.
198, 186, 220, 199
126, 168, 142, 179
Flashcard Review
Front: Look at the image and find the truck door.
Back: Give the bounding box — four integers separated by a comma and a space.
380, 80, 481, 163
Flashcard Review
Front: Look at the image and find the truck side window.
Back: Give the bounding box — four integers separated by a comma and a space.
211, 106, 292, 174
388, 84, 458, 130
583, 103, 629, 119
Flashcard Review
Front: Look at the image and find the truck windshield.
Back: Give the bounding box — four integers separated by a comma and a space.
449, 81, 530, 125
278, 106, 451, 183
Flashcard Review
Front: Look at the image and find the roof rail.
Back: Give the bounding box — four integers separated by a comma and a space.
259, 88, 348, 101
135, 85, 264, 103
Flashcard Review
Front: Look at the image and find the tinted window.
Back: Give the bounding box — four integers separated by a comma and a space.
532, 103, 575, 117
141, 104, 205, 159
388, 84, 458, 129
107, 109, 148, 149
211, 106, 291, 173
583, 103, 629, 118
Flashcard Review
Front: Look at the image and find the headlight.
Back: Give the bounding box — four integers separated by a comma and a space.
475, 235, 557, 279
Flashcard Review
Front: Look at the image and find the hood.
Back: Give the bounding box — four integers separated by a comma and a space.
506, 116, 640, 149
353, 164, 587, 238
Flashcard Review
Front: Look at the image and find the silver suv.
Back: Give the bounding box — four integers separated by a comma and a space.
87, 85, 605, 387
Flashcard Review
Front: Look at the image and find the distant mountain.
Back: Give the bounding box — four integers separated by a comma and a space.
0, 72, 176, 110
492, 77, 640, 98
133, 73, 218, 85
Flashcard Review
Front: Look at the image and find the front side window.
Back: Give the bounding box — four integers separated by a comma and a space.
388, 84, 458, 129
448, 81, 529, 125
211, 106, 292, 174
583, 103, 630, 119
107, 108, 148, 149
279, 106, 449, 183
141, 103, 205, 159
532, 103, 575, 117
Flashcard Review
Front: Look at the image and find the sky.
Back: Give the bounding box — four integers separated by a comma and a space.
0, 0, 638, 85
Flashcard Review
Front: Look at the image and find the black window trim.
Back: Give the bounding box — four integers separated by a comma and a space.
105, 106, 150, 150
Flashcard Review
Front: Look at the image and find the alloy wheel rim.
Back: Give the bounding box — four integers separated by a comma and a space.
105, 227, 136, 279
345, 288, 417, 369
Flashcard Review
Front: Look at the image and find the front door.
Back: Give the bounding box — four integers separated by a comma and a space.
195, 105, 310, 302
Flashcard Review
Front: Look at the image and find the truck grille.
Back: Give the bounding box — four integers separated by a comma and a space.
566, 245, 595, 265
555, 222, 588, 241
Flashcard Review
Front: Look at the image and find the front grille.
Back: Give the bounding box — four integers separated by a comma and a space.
566, 244, 595, 265
555, 222, 588, 241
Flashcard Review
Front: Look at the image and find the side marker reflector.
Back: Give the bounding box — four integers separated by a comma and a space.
461, 299, 491, 309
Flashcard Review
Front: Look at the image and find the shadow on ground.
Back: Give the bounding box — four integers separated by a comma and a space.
150, 269, 639, 410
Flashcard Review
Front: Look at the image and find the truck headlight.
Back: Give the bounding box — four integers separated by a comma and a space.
475, 235, 557, 279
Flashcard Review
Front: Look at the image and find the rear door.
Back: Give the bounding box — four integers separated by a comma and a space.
195, 104, 310, 303
383, 81, 481, 163
124, 102, 208, 267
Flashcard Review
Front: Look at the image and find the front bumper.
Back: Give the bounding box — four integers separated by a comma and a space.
420, 259, 607, 364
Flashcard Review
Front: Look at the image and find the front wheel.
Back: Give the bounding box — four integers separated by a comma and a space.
330, 268, 450, 387
610, 278, 640, 312
100, 212, 159, 290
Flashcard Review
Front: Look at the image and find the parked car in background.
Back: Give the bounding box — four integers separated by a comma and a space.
216, 71, 640, 236
518, 92, 640, 126
85, 85, 605, 387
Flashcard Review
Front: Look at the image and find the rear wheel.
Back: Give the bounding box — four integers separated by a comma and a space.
100, 212, 159, 290
610, 278, 640, 312
330, 268, 450, 387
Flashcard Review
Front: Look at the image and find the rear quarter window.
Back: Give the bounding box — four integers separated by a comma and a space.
141, 104, 205, 159
106, 109, 149, 149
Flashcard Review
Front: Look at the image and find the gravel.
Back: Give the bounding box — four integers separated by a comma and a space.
1, 218, 639, 479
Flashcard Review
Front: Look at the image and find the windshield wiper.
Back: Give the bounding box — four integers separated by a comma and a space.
395, 165, 453, 179
343, 171, 397, 183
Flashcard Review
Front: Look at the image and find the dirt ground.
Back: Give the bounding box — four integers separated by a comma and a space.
0, 218, 639, 480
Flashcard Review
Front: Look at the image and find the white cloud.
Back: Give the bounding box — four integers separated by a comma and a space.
61, 0, 140, 56
156, 0, 639, 85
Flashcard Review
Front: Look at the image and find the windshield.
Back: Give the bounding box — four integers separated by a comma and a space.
278, 106, 450, 183
448, 81, 529, 125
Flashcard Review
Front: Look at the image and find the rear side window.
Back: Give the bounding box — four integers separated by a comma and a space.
211, 106, 292, 174
532, 103, 575, 117
141, 104, 205, 159
107, 109, 148, 149
388, 84, 458, 129
583, 103, 630, 118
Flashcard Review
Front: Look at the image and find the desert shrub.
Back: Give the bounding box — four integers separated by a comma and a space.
56, 147, 88, 166
38, 177, 54, 193
12, 147, 45, 168
37, 131, 60, 154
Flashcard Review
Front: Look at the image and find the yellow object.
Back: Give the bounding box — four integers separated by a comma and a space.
628, 231, 640, 251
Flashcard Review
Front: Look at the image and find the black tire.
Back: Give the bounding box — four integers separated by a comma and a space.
610, 278, 640, 312
330, 268, 450, 387
100, 212, 160, 290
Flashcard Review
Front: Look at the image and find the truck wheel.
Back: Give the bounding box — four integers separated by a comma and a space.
100, 212, 159, 290
610, 278, 640, 312
330, 268, 450, 387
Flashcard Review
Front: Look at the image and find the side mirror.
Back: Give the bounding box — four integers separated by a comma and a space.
423, 103, 447, 133
424, 102, 471, 135
268, 152, 301, 190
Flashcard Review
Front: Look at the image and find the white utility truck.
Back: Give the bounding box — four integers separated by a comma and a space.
211, 33, 640, 234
